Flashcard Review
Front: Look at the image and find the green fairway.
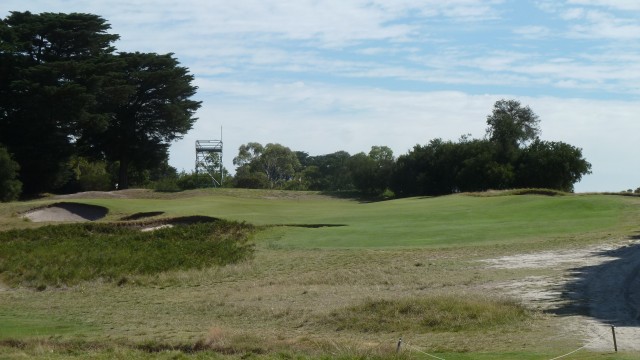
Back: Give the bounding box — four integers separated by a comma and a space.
71, 190, 636, 248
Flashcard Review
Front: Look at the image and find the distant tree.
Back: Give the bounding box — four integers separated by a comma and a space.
233, 142, 264, 168
350, 146, 395, 195
88, 52, 201, 189
233, 142, 300, 189
349, 152, 377, 194
0, 145, 22, 202
391, 137, 516, 197
391, 139, 448, 197
63, 156, 111, 192
302, 151, 353, 191
486, 99, 540, 162
454, 138, 513, 192
515, 139, 591, 192
195, 152, 229, 187
260, 143, 300, 188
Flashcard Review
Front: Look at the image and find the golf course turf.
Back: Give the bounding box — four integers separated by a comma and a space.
1, 188, 639, 359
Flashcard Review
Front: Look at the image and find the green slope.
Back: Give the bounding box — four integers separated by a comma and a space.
70, 191, 639, 248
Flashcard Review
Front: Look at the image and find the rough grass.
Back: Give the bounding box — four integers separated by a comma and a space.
323, 295, 532, 333
0, 220, 255, 288
1, 190, 640, 359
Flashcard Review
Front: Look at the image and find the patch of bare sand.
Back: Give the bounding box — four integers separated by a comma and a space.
141, 224, 174, 232
483, 240, 640, 352
23, 203, 108, 222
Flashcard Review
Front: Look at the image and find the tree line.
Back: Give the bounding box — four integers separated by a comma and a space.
227, 100, 592, 197
0, 11, 200, 200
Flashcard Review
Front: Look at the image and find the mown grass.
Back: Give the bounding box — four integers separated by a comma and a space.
60, 191, 638, 249
0, 220, 255, 288
0, 311, 95, 338
323, 295, 532, 333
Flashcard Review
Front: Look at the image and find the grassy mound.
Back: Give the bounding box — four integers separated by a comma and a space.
324, 295, 531, 333
0, 220, 255, 288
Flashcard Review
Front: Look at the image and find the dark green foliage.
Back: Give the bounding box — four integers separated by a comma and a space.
0, 12, 200, 194
0, 145, 22, 201
391, 101, 591, 196
486, 99, 540, 161
153, 177, 182, 192
0, 12, 119, 194
60, 156, 112, 193
515, 139, 592, 192
0, 220, 255, 287
153, 171, 227, 192
87, 52, 201, 189
349, 146, 394, 196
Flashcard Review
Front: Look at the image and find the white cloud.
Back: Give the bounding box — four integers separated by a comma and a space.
566, 0, 640, 11
513, 25, 553, 39
537, 1, 640, 40
170, 82, 640, 192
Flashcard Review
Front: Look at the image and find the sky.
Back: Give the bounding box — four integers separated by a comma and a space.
2, 1, 639, 192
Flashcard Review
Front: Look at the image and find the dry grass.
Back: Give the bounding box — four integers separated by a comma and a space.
2, 191, 640, 358
323, 295, 532, 333
0, 243, 555, 355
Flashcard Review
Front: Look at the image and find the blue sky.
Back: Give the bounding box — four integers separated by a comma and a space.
2, 0, 640, 192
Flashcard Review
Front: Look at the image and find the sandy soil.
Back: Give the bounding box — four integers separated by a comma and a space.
484, 239, 640, 351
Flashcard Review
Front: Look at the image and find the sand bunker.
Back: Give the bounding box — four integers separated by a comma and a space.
23, 202, 108, 222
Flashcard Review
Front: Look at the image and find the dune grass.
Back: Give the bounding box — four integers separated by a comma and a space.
323, 295, 531, 333
0, 220, 255, 288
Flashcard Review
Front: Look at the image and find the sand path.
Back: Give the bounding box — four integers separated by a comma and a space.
484, 239, 640, 351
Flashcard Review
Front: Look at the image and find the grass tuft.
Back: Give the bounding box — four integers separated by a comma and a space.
323, 295, 532, 333
0, 220, 255, 287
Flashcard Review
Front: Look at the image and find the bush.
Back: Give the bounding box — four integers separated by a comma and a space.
0, 145, 22, 202
176, 171, 210, 190
0, 220, 256, 287
153, 177, 181, 192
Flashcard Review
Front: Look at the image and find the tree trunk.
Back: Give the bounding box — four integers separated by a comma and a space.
118, 156, 129, 190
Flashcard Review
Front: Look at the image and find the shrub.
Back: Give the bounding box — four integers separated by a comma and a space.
0, 220, 255, 287
153, 177, 181, 192
0, 145, 22, 202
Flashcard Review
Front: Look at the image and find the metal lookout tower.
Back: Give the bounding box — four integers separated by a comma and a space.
195, 138, 223, 187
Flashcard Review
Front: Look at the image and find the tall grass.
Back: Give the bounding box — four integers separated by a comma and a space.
324, 295, 532, 333
0, 220, 255, 288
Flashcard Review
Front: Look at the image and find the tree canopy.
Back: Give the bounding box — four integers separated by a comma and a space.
233, 143, 300, 189
390, 100, 590, 196
486, 99, 540, 162
0, 11, 200, 194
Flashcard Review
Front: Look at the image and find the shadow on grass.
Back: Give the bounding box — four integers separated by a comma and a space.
278, 223, 347, 228
120, 211, 164, 221
319, 190, 394, 203
547, 235, 640, 327
121, 215, 221, 228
